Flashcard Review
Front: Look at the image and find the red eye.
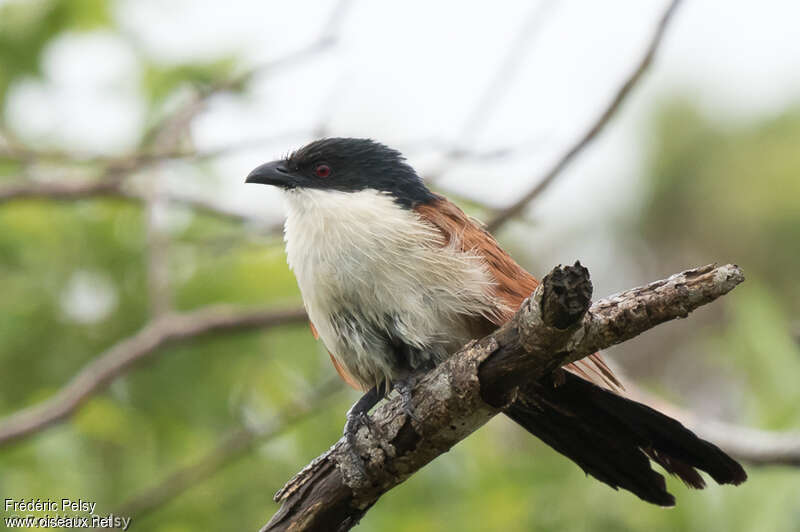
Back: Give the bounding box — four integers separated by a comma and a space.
315, 164, 331, 178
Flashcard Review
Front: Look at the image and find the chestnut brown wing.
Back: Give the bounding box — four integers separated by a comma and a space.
415, 196, 620, 390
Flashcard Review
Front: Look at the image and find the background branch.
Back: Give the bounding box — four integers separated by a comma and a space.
423, 2, 555, 185
0, 179, 285, 231
485, 0, 683, 232
452, 1, 555, 149
138, 0, 353, 150
0, 305, 307, 446
0, 178, 124, 202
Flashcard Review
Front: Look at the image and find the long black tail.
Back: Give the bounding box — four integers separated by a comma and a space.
505, 371, 747, 506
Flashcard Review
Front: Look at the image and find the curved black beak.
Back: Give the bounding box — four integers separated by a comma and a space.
245, 160, 294, 187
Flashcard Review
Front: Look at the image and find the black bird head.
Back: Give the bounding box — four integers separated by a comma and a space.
245, 137, 436, 207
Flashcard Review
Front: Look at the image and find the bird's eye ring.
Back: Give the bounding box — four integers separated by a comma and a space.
315, 164, 332, 178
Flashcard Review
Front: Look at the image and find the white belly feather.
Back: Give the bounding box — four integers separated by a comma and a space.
283, 188, 501, 389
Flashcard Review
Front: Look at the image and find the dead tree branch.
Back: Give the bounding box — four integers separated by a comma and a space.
262, 263, 743, 531
485, 0, 683, 232
0, 305, 307, 447
0, 179, 124, 202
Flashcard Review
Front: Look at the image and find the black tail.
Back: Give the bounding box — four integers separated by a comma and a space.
505, 371, 747, 506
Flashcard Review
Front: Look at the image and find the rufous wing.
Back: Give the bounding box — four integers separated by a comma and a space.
415, 196, 621, 390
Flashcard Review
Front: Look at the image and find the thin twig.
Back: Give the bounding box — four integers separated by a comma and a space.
140, 0, 353, 149
458, 0, 556, 146
0, 179, 124, 202
0, 0, 354, 208
485, 0, 683, 232
0, 305, 308, 446
425, 1, 556, 184
0, 179, 284, 231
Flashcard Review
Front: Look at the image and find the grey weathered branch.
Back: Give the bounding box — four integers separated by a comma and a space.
485, 0, 683, 232
0, 305, 307, 447
262, 263, 743, 532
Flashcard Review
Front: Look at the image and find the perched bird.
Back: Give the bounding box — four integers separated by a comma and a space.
246, 137, 746, 505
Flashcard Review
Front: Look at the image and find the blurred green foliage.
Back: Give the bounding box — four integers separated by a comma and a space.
638, 101, 800, 433
0, 0, 111, 102
641, 101, 800, 312
0, 1, 798, 531
141, 60, 237, 106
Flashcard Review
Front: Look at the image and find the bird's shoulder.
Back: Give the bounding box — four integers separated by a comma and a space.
413, 194, 539, 320
414, 195, 622, 390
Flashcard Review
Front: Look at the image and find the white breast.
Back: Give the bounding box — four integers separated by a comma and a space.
283, 188, 501, 389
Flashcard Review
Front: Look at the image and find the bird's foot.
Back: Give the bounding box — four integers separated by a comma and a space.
343, 412, 372, 478
342, 385, 385, 477
393, 373, 423, 423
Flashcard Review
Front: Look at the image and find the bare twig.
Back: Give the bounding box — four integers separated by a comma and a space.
0, 179, 124, 202
140, 0, 353, 150
0, 179, 284, 231
239, 0, 353, 82
0, 0, 353, 210
114, 378, 343, 521
134, 0, 335, 306
0, 305, 308, 446
0, 0, 354, 240
485, 0, 683, 232
262, 263, 743, 531
458, 0, 556, 146
0, 130, 310, 171
424, 2, 555, 184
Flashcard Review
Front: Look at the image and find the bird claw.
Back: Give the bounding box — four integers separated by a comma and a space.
338, 376, 422, 478
341, 385, 386, 477
393, 376, 422, 423
343, 410, 373, 477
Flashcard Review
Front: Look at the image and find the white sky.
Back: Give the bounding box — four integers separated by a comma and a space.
5, 0, 800, 287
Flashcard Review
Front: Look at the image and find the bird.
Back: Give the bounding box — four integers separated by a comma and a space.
245, 137, 746, 506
